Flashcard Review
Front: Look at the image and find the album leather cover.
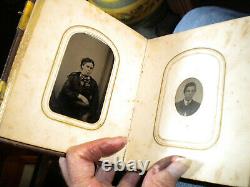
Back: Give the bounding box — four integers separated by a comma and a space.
0, 0, 250, 186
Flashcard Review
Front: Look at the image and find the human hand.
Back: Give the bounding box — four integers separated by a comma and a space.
142, 156, 191, 187
77, 94, 89, 106
59, 137, 190, 187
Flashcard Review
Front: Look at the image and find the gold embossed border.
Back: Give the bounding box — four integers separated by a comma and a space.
42, 26, 119, 130
154, 48, 226, 150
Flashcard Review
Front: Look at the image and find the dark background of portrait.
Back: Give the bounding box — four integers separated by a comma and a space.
53, 33, 114, 111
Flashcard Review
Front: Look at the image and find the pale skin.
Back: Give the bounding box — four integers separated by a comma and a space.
59, 137, 191, 187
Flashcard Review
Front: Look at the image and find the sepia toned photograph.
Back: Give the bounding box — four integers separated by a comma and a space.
49, 33, 114, 123
175, 78, 203, 116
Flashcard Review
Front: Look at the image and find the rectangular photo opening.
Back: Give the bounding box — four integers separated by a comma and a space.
49, 33, 114, 123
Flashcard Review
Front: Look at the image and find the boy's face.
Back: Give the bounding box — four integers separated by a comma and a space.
184, 86, 196, 101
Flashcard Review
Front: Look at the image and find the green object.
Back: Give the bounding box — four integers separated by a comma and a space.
88, 0, 164, 24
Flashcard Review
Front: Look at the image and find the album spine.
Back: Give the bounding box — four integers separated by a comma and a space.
0, 0, 67, 155
0, 0, 36, 103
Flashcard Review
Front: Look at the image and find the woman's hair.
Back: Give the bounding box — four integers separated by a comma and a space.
80, 57, 95, 69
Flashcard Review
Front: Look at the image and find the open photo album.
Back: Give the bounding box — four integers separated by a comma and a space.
0, 0, 250, 186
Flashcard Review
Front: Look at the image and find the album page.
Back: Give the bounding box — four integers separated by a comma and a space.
125, 17, 250, 187
0, 0, 147, 161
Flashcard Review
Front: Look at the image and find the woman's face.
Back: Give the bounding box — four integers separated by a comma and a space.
81, 62, 94, 76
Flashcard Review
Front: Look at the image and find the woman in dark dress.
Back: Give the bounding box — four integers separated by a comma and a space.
56, 57, 99, 123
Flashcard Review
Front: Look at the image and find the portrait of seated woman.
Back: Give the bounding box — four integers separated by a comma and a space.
49, 32, 114, 124
55, 58, 99, 123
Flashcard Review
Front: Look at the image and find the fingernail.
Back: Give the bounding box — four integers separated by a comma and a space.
175, 157, 192, 167
111, 136, 127, 146
101, 137, 127, 149
166, 157, 191, 178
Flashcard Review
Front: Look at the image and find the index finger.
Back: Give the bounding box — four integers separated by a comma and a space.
65, 137, 127, 184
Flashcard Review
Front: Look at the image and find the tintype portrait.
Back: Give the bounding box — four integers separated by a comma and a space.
49, 33, 114, 123
175, 78, 203, 116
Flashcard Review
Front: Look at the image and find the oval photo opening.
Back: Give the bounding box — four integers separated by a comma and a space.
175, 78, 203, 116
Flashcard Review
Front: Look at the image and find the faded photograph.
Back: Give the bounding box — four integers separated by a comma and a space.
175, 78, 203, 116
49, 33, 114, 123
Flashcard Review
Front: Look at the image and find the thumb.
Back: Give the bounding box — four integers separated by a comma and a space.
64, 137, 127, 186
165, 157, 191, 180
143, 157, 191, 187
